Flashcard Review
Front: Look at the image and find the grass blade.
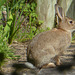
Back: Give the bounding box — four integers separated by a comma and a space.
10, 0, 22, 11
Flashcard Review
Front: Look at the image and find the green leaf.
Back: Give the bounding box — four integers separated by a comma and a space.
39, 20, 44, 24
0, 0, 6, 8
32, 26, 36, 31
27, 4, 30, 8
16, 5, 25, 27
7, 19, 12, 22
10, 0, 21, 11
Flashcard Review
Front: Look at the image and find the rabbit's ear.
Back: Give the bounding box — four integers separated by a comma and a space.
55, 4, 65, 20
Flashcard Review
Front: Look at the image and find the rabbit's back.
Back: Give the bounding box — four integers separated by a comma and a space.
29, 28, 71, 51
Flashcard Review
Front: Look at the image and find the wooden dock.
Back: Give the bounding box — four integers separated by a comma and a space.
1, 43, 75, 75
21, 43, 75, 75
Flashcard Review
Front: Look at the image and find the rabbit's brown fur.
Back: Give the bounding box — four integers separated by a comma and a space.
27, 4, 75, 68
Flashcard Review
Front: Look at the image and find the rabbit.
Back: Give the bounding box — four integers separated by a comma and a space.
27, 4, 75, 68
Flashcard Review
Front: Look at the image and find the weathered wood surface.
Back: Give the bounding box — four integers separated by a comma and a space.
37, 43, 75, 75
2, 43, 75, 75
23, 43, 75, 75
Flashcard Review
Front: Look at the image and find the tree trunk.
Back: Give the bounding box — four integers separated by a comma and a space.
57, 0, 75, 20
36, 0, 75, 29
36, 0, 57, 29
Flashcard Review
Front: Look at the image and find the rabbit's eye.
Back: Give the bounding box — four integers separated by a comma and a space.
69, 21, 72, 24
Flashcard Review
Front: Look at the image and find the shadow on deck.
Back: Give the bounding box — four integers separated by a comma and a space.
0, 44, 75, 75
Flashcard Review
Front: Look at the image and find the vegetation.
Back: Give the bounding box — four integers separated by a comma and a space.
0, 0, 50, 67
0, 0, 47, 43
0, 0, 74, 68
0, 25, 18, 67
